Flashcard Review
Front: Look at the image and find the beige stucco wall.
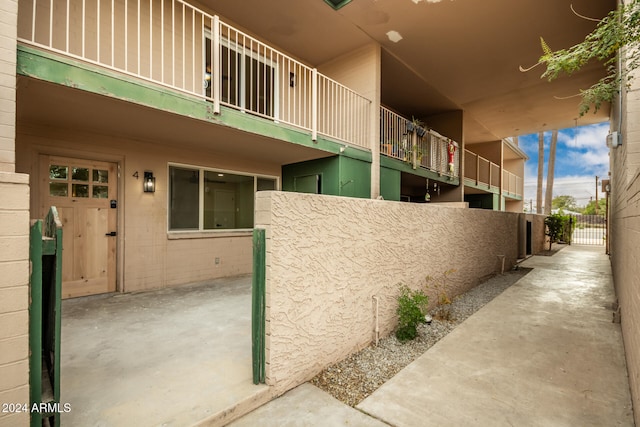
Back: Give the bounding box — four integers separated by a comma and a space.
0, 1, 31, 426
609, 30, 640, 424
525, 213, 547, 255
256, 191, 520, 393
468, 141, 501, 164
16, 123, 278, 293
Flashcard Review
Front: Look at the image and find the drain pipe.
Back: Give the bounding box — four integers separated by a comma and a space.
372, 295, 379, 346
497, 255, 506, 275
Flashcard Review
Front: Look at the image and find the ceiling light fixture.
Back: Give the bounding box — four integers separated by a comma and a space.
386, 30, 403, 43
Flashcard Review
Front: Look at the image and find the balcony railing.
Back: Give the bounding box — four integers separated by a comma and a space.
502, 170, 523, 198
380, 107, 460, 179
463, 149, 500, 190
18, 0, 371, 149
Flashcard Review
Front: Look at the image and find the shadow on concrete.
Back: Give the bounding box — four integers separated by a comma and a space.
60, 275, 270, 426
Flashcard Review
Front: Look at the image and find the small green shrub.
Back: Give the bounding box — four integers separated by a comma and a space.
395, 285, 429, 342
545, 213, 575, 249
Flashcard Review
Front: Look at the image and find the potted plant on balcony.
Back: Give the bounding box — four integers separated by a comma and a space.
407, 117, 425, 135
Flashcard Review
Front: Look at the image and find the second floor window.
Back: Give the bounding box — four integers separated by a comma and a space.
205, 34, 276, 118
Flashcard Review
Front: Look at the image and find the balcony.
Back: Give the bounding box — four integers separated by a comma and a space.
17, 0, 371, 150
380, 107, 460, 179
464, 150, 523, 199
502, 170, 523, 199
464, 150, 500, 191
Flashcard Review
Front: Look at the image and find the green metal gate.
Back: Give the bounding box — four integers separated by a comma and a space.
29, 207, 63, 426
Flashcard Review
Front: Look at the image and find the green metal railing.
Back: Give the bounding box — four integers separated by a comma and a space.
252, 228, 266, 384
29, 207, 63, 426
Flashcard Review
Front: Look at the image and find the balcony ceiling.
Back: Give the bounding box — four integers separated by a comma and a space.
203, 0, 614, 143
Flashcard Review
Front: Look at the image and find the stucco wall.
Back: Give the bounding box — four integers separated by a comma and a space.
609, 32, 640, 425
526, 213, 547, 255
255, 191, 520, 393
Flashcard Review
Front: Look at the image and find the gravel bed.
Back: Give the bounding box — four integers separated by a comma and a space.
309, 267, 532, 407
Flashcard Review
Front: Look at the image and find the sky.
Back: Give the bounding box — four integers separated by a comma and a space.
518, 121, 610, 212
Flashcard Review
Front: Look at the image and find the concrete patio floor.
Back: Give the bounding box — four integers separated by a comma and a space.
60, 274, 270, 426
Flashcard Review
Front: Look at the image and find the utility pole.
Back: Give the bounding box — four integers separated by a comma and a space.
595, 176, 599, 215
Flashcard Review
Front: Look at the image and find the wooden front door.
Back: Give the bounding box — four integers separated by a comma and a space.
40, 155, 117, 298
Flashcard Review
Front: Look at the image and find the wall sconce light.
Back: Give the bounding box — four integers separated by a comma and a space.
289, 72, 296, 87
143, 171, 156, 193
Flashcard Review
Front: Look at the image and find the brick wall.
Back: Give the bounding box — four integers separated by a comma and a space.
0, 174, 30, 427
609, 17, 640, 424
0, 0, 17, 174
0, 2, 31, 426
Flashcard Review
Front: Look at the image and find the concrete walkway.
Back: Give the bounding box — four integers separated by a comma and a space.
232, 245, 634, 426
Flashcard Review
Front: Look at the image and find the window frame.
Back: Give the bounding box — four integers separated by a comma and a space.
167, 163, 279, 236
204, 30, 280, 119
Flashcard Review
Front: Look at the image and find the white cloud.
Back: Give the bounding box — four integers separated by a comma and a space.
561, 122, 609, 150
579, 150, 610, 168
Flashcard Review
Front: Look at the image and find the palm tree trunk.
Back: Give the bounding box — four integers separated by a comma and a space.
536, 132, 544, 214
544, 130, 558, 215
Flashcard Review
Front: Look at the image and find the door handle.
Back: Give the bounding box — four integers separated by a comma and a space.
105, 231, 117, 236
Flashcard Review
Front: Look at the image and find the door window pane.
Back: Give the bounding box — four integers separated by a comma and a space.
169, 167, 200, 230
93, 169, 109, 183
93, 186, 109, 198
72, 167, 89, 181
49, 182, 68, 197
49, 165, 68, 180
72, 184, 89, 197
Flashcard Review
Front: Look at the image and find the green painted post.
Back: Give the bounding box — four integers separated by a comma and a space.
29, 220, 43, 427
54, 224, 62, 404
252, 229, 266, 384
44, 207, 63, 426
